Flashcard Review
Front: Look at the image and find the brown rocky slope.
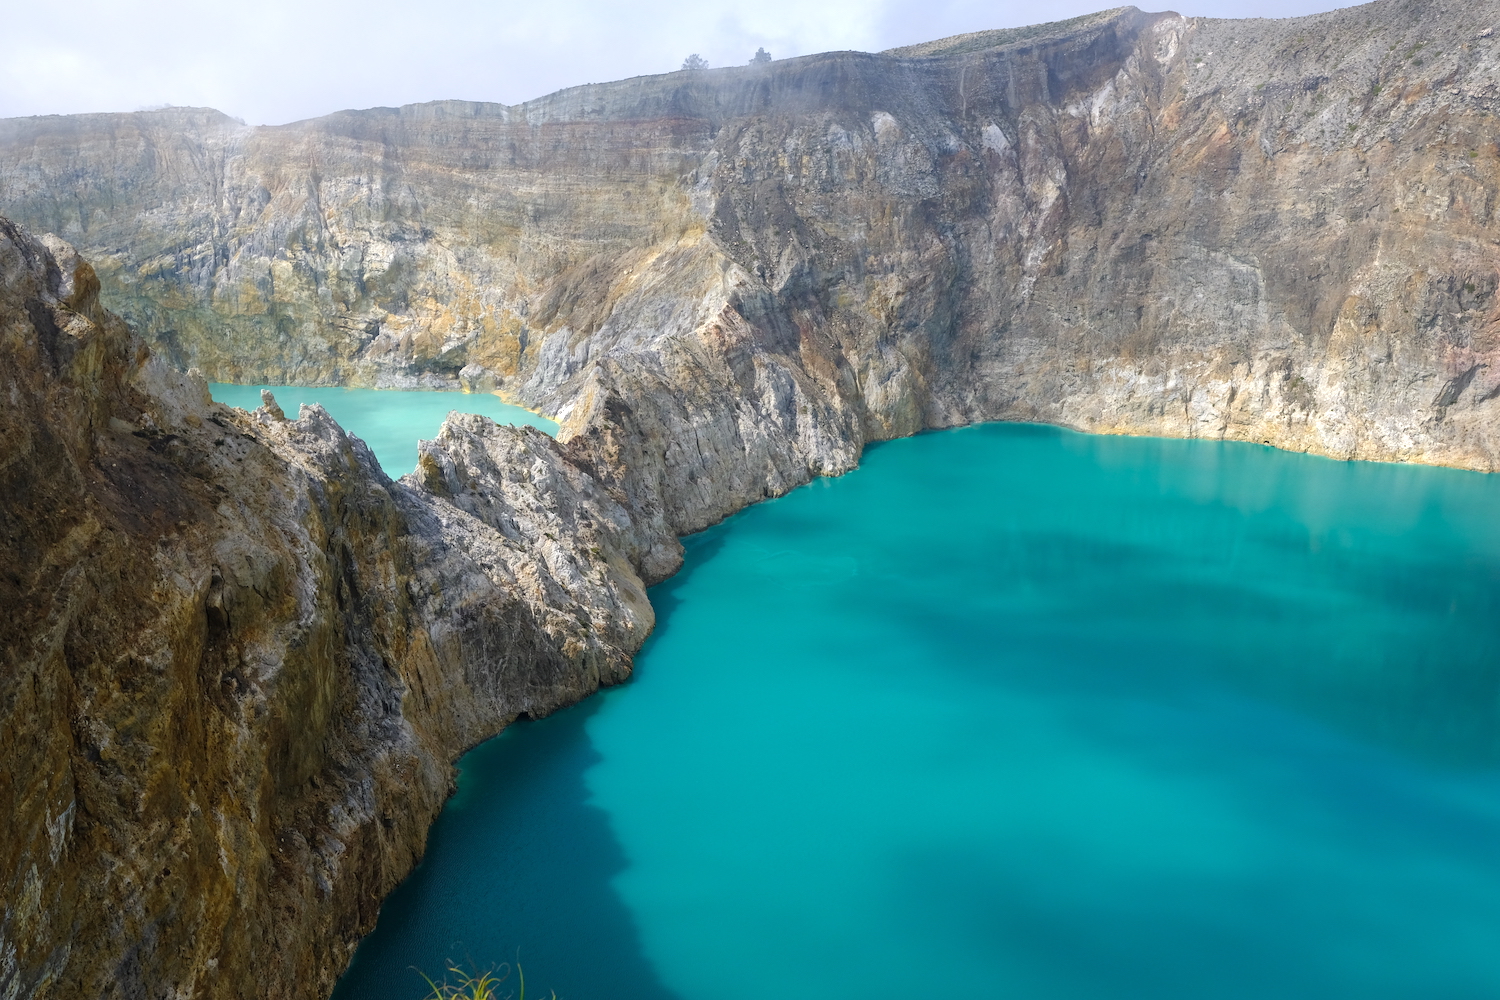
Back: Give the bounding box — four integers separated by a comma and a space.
0, 217, 654, 999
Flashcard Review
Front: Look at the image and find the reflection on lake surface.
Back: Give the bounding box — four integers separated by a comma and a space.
335, 423, 1500, 1000
209, 384, 556, 477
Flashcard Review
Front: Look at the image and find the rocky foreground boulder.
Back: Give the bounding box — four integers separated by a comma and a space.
0, 217, 654, 999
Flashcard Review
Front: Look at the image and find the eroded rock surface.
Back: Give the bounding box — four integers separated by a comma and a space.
0, 219, 650, 1000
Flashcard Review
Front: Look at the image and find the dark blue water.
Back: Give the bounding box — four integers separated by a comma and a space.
334, 423, 1500, 1000
209, 384, 556, 477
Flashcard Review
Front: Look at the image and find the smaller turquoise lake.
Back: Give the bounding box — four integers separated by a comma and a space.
208, 384, 557, 477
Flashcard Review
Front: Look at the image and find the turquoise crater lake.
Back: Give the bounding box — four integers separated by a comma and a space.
334, 423, 1500, 1000
208, 384, 557, 477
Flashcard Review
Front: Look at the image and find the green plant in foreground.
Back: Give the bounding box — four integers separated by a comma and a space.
418, 961, 558, 1000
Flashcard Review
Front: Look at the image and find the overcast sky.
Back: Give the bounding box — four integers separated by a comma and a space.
3, 0, 1347, 126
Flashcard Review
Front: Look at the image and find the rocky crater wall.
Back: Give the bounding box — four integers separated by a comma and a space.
1, 1, 1497, 539
0, 219, 653, 999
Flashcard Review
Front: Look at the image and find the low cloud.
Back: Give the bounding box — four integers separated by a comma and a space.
2, 0, 1339, 126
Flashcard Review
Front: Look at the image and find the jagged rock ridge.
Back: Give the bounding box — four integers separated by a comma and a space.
0, 219, 652, 999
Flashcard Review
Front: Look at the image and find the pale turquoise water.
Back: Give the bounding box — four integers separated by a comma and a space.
333, 423, 1500, 1000
208, 384, 557, 477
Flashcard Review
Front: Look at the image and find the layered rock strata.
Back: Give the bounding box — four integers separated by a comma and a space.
0, 218, 652, 1000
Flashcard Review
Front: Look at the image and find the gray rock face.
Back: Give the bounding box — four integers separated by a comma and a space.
0, 218, 649, 1000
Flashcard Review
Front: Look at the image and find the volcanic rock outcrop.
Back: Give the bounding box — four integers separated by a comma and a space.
0, 217, 652, 999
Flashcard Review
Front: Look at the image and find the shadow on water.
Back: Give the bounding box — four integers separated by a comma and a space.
332, 697, 683, 1000
646, 525, 731, 629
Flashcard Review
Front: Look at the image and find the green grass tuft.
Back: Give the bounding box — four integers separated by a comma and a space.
417, 962, 558, 1000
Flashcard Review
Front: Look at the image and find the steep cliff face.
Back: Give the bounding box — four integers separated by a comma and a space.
2, 1, 1497, 532
0, 218, 651, 999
